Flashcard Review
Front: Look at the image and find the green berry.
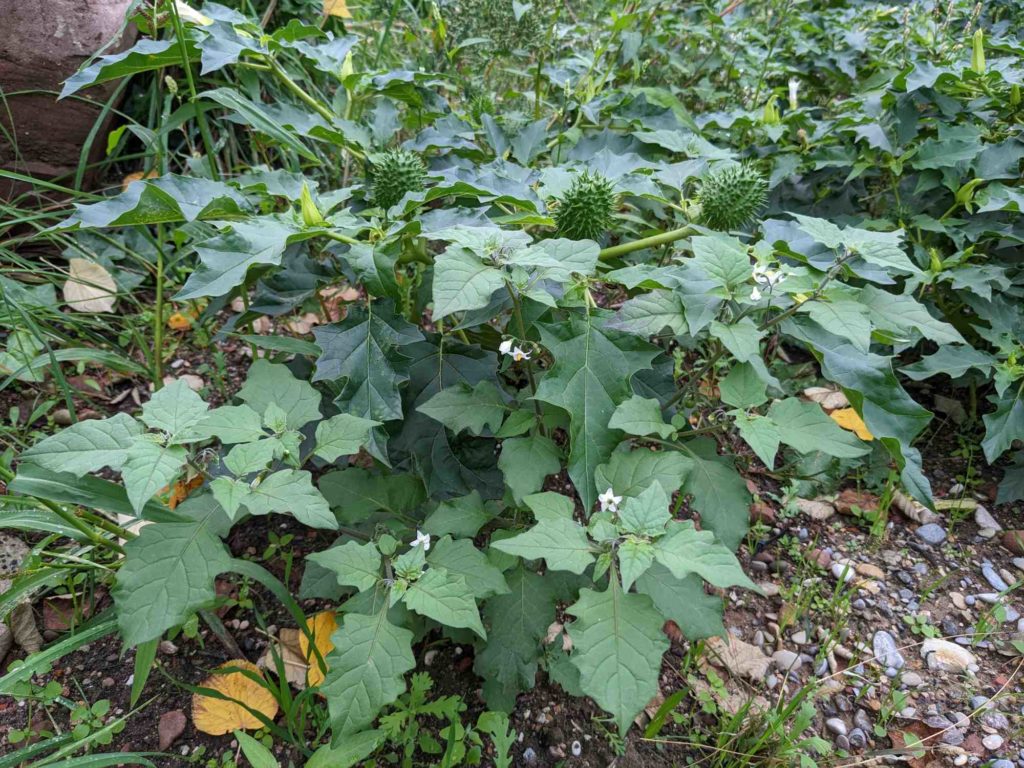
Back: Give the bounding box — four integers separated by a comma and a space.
698, 163, 768, 231
467, 93, 495, 124
369, 149, 427, 210
554, 171, 617, 242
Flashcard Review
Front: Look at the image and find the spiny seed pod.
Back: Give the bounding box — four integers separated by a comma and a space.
468, 93, 495, 124
369, 149, 427, 210
555, 172, 617, 242
698, 163, 768, 231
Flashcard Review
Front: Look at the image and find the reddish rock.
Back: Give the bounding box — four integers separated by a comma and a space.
834, 489, 878, 516
806, 548, 831, 569
1002, 531, 1024, 556
158, 709, 187, 751
749, 501, 775, 525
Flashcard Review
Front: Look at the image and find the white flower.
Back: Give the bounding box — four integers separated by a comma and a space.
788, 77, 800, 111
598, 487, 622, 513
412, 530, 431, 551
498, 339, 514, 355
750, 286, 763, 301
511, 346, 531, 362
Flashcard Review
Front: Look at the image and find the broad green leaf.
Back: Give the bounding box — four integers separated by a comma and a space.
566, 584, 669, 733
802, 297, 872, 353
314, 414, 381, 462
417, 381, 508, 435
731, 412, 780, 467
307, 730, 385, 768
60, 175, 248, 231
113, 518, 231, 646
423, 491, 492, 538
21, 413, 141, 475
313, 302, 423, 421
607, 290, 688, 337
858, 286, 965, 345
594, 449, 690, 500
691, 235, 751, 292
237, 360, 322, 430
901, 346, 994, 381
234, 731, 279, 768
652, 522, 758, 590
617, 482, 671, 537
618, 538, 655, 591
709, 318, 764, 362
635, 563, 724, 640
719, 362, 768, 408
141, 379, 208, 439
319, 468, 426, 523
186, 405, 266, 444
122, 439, 186, 514
202, 87, 318, 161
491, 492, 594, 574
427, 536, 509, 599
982, 390, 1024, 463
224, 437, 283, 475
767, 398, 871, 458
608, 396, 674, 439
61, 39, 196, 97
498, 434, 561, 503
403, 567, 486, 638
210, 476, 249, 519
533, 313, 659, 510
793, 215, 919, 275
322, 611, 416, 735
307, 540, 382, 592
432, 247, 506, 320
509, 238, 600, 282
678, 438, 749, 550
238, 470, 337, 529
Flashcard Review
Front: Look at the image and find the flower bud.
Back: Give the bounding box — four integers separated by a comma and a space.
299, 183, 326, 227
971, 28, 985, 75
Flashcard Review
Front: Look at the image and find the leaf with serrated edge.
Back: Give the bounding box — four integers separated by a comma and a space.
767, 398, 870, 458
417, 381, 508, 436
307, 540, 382, 592
239, 470, 338, 529
617, 482, 671, 537
567, 584, 669, 733
141, 379, 209, 439
321, 611, 415, 736
490, 492, 594, 574
427, 536, 509, 599
422, 491, 491, 538
237, 361, 322, 430
608, 395, 674, 439
635, 563, 725, 640
122, 439, 186, 514
186, 405, 266, 444
402, 567, 486, 638
432, 247, 506, 320
21, 413, 141, 475
498, 434, 561, 503
652, 522, 758, 590
314, 414, 381, 462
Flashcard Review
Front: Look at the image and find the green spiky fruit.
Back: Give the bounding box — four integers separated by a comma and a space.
698, 163, 768, 231
555, 172, 617, 242
369, 149, 427, 210
468, 93, 495, 124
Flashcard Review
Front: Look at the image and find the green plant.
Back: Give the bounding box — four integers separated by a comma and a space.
554, 171, 617, 242
902, 613, 940, 638
696, 163, 768, 232
368, 149, 428, 211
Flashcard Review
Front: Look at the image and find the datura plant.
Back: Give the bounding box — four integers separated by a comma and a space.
11, 0, 1024, 750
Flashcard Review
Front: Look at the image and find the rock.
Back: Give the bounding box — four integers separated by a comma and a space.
571, 741, 582, 757
522, 747, 538, 764
848, 728, 867, 749
1013, 558, 1024, 572
872, 631, 904, 669
915, 524, 947, 545
901, 671, 924, 687
101, 676, 115, 688
983, 563, 1010, 592
807, 548, 832, 568
920, 638, 977, 673
974, 505, 1002, 532
856, 563, 885, 580
797, 498, 836, 521
750, 501, 776, 525
771, 649, 802, 671
988, 760, 1013, 768
1001, 531, 1024, 556
951, 592, 967, 610
982, 711, 1010, 731
854, 709, 872, 732
831, 562, 855, 582
983, 734, 1005, 751
825, 718, 848, 736
834, 489, 879, 516
158, 710, 186, 751
757, 582, 780, 597
791, 630, 808, 645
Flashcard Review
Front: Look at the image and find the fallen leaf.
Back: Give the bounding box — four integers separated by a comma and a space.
63, 259, 117, 313
803, 386, 849, 410
829, 408, 873, 440
163, 374, 204, 392
192, 660, 279, 735
167, 312, 193, 331
324, 0, 351, 18
704, 635, 770, 682
121, 169, 159, 191
261, 627, 308, 689
158, 709, 187, 750
298, 610, 338, 687
167, 474, 204, 510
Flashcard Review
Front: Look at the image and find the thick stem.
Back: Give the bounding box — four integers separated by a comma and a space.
505, 283, 545, 429
599, 226, 694, 261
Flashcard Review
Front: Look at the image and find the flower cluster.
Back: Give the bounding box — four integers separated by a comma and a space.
498, 339, 531, 361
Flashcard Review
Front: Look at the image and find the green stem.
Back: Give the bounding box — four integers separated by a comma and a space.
167, 3, 219, 180
153, 223, 165, 389
504, 283, 544, 429
598, 226, 694, 261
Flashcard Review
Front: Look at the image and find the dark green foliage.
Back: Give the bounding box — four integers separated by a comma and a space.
442, 0, 544, 55
369, 149, 427, 210
554, 172, 617, 242
698, 163, 768, 231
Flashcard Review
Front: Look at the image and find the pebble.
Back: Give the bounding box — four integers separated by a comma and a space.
101, 677, 115, 688
953, 755, 969, 766
920, 638, 977, 673
856, 563, 885, 580
848, 728, 867, 749
983, 711, 1010, 731
872, 630, 904, 669
989, 761, 1014, 768
825, 717, 847, 737
571, 741, 582, 757
915, 524, 947, 545
1013, 558, 1024, 572
791, 630, 808, 644
983, 563, 1010, 591
772, 650, 802, 671
966, 595, 976, 606
831, 562, 855, 582
951, 592, 967, 610
834, 734, 849, 751
522, 747, 537, 764
984, 734, 1005, 751
902, 671, 924, 687
975, 505, 1002, 532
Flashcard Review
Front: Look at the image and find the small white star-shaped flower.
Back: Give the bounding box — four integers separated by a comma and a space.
598, 487, 622, 513
511, 346, 531, 361
412, 530, 431, 551
498, 339, 514, 355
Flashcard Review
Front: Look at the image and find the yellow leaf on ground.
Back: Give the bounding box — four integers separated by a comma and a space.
121, 169, 159, 191
261, 627, 308, 689
63, 259, 118, 313
168, 312, 193, 331
829, 408, 873, 441
298, 610, 338, 687
192, 660, 279, 735
324, 0, 351, 18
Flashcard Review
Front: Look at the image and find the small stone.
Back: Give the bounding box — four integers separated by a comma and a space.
101, 677, 115, 688
954, 756, 969, 767
966, 595, 976, 606
158, 640, 178, 655
983, 734, 1004, 751
831, 562, 855, 582
825, 717, 848, 736
872, 631, 903, 669
983, 563, 1010, 592
951, 592, 967, 610
522, 747, 537, 764
856, 563, 885, 580
974, 505, 1002, 532
1001, 531, 1024, 556
772, 649, 802, 671
901, 671, 924, 687
807, 548, 832, 569
853, 709, 872, 732
920, 638, 977, 673
1013, 558, 1024, 572
983, 711, 1010, 731
834, 734, 849, 751
848, 728, 867, 750
989, 760, 1014, 768
571, 741, 582, 757
158, 710, 187, 751
791, 630, 808, 645
915, 524, 947, 545
797, 498, 835, 521
940, 729, 965, 746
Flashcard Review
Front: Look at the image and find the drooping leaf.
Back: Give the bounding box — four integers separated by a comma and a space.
417, 381, 508, 435
402, 567, 486, 638
608, 395, 674, 439
767, 398, 871, 458
635, 563, 724, 640
432, 246, 506, 320
122, 439, 187, 514
236, 360, 323, 430
652, 522, 758, 590
141, 379, 209, 439
427, 536, 509, 600
308, 540, 382, 593
422, 491, 493, 538
314, 414, 381, 462
21, 413, 142, 476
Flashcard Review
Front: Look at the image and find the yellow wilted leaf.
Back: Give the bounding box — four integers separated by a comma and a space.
298, 610, 338, 687
167, 311, 193, 331
121, 169, 159, 191
167, 474, 203, 509
192, 660, 279, 735
324, 0, 351, 18
830, 408, 874, 441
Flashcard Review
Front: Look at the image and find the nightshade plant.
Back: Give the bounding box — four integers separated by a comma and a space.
5, 0, 1024, 753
